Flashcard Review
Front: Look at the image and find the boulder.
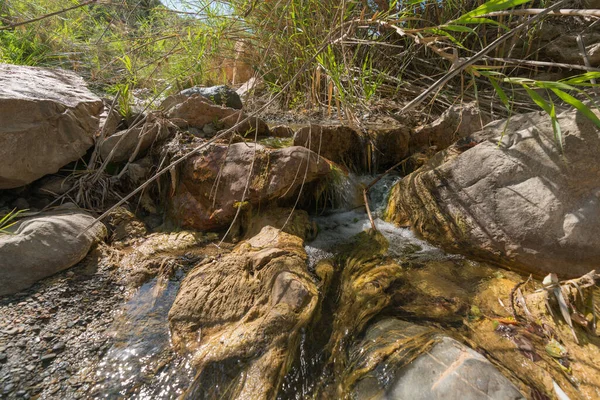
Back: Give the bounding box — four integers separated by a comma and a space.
99, 119, 170, 163
270, 125, 294, 138
0, 64, 103, 189
170, 143, 331, 230
169, 226, 318, 399
410, 102, 491, 153
368, 126, 410, 170
347, 319, 524, 400
293, 125, 365, 170
386, 109, 600, 277
180, 85, 243, 109
0, 208, 106, 296
162, 94, 269, 136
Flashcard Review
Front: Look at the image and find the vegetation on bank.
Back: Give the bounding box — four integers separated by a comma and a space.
1, 0, 599, 129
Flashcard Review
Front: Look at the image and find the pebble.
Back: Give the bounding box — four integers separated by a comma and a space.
2, 383, 15, 394
52, 342, 65, 353
40, 353, 57, 363
0, 353, 6, 362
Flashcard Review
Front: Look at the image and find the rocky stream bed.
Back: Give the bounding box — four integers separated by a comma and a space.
1, 64, 600, 399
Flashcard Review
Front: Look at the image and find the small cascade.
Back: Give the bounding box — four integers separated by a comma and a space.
305, 172, 444, 269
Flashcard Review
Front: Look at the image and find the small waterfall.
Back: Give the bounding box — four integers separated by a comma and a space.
304, 173, 443, 270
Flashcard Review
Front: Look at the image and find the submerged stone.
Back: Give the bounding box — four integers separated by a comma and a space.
348, 319, 525, 400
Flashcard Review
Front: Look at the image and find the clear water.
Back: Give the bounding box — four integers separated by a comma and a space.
305, 172, 446, 269
90, 271, 195, 399
92, 173, 450, 399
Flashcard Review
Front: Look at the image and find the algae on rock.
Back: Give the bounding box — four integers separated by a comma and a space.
168, 225, 319, 399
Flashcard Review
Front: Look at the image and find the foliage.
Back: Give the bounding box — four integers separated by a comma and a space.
0, 0, 235, 108
0, 208, 28, 234
1, 0, 598, 130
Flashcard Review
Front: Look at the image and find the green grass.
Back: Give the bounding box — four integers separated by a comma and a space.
0, 208, 27, 234
1, 0, 598, 135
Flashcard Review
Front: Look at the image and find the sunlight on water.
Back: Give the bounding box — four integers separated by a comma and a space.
91, 273, 195, 399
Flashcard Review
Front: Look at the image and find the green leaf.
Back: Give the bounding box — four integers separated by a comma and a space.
454, 0, 532, 22
560, 72, 600, 85
534, 80, 578, 91
523, 86, 552, 114
551, 88, 600, 129
441, 24, 476, 33
426, 28, 465, 48
489, 77, 510, 108
549, 101, 563, 151
454, 17, 504, 27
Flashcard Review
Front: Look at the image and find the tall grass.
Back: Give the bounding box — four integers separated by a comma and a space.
1, 0, 598, 123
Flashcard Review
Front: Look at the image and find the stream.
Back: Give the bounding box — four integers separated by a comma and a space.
83, 172, 599, 399
86, 173, 463, 398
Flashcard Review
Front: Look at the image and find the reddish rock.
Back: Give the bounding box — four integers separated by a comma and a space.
170, 143, 331, 230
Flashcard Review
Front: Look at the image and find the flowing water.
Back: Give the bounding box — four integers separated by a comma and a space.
90, 272, 195, 399
88, 171, 599, 399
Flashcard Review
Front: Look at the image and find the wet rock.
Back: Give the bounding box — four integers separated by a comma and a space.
347, 319, 524, 400
0, 207, 107, 296
0, 64, 102, 189
169, 226, 318, 399
119, 230, 214, 286
325, 231, 402, 372
293, 125, 364, 171
386, 109, 600, 277
368, 126, 410, 170
104, 207, 147, 245
162, 94, 269, 136
170, 142, 331, 231
180, 85, 243, 109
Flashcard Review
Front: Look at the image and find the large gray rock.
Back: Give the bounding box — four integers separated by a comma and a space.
349, 319, 524, 400
180, 85, 243, 109
0, 209, 106, 296
386, 109, 600, 277
0, 64, 103, 189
